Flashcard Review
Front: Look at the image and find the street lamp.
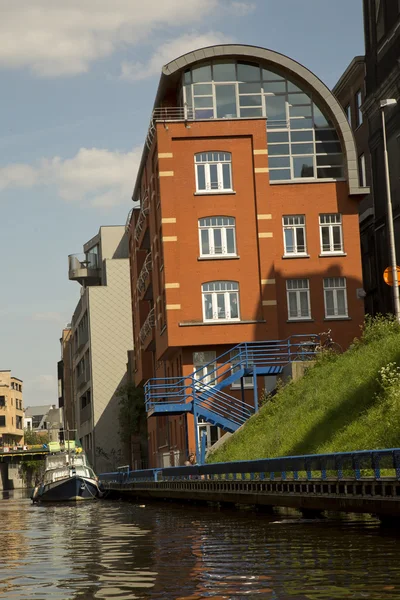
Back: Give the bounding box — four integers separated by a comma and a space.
380, 98, 400, 322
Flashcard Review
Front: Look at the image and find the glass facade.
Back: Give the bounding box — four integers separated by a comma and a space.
182, 60, 344, 183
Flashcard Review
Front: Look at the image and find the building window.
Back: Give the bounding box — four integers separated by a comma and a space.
324, 277, 348, 318
376, 0, 385, 41
282, 215, 307, 255
0, 416, 5, 427
319, 214, 343, 254
193, 351, 216, 388
355, 90, 363, 128
286, 279, 311, 320
195, 152, 232, 193
183, 61, 344, 183
199, 217, 236, 257
202, 281, 240, 322
345, 104, 351, 127
231, 350, 253, 388
358, 154, 366, 187
0, 396, 5, 407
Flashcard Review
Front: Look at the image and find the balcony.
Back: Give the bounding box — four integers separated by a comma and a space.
146, 107, 194, 149
77, 368, 90, 390
137, 252, 153, 300
134, 193, 150, 249
68, 253, 101, 285
139, 307, 155, 350
80, 402, 92, 424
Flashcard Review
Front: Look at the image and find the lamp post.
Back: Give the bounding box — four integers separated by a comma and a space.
380, 98, 400, 322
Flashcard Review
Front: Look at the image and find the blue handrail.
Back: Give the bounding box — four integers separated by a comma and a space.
99, 448, 400, 485
145, 334, 322, 432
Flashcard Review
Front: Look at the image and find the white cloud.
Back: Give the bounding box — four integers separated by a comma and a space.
0, 146, 142, 208
0, 0, 252, 77
121, 32, 231, 81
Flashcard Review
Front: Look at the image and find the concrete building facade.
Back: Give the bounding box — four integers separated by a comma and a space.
361, 1, 400, 314
333, 56, 377, 315
58, 326, 74, 437
68, 226, 134, 472
0, 371, 24, 447
127, 45, 368, 468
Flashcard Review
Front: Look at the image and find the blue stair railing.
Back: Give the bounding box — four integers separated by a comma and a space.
145, 334, 319, 433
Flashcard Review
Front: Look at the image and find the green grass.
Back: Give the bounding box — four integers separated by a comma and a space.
208, 317, 400, 463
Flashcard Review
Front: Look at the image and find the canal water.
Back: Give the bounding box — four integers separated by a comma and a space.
2, 491, 400, 599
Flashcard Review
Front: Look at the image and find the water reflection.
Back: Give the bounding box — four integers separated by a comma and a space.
0, 493, 400, 599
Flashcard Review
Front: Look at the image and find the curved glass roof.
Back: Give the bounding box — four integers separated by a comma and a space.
181, 60, 343, 183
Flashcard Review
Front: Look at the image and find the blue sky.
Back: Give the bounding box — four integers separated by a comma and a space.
0, 0, 364, 406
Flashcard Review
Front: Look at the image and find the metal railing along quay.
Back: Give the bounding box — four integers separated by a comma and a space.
100, 448, 400, 517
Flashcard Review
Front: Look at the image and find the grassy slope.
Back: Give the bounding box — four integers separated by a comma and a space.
208, 326, 400, 463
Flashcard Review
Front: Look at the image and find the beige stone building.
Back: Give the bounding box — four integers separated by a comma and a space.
0, 371, 24, 446
58, 327, 74, 435
68, 226, 133, 472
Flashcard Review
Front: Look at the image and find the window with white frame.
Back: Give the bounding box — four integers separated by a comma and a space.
358, 154, 366, 187
324, 277, 348, 318
230, 350, 253, 388
193, 351, 216, 388
286, 279, 311, 320
199, 217, 236, 257
202, 281, 240, 322
182, 61, 345, 184
195, 152, 232, 192
319, 214, 343, 254
282, 215, 307, 255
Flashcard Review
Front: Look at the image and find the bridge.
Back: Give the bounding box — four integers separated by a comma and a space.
0, 448, 49, 491
100, 448, 400, 519
0, 448, 49, 462
145, 335, 318, 455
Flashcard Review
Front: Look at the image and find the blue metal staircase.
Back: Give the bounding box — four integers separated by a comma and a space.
145, 335, 317, 434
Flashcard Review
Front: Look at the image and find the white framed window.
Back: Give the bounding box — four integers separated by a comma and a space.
182, 62, 344, 184
324, 277, 348, 318
319, 214, 344, 254
358, 154, 366, 187
199, 217, 236, 257
197, 417, 222, 450
230, 351, 253, 389
282, 215, 307, 255
195, 152, 232, 192
202, 281, 240, 322
286, 279, 311, 320
193, 351, 216, 387
355, 90, 363, 128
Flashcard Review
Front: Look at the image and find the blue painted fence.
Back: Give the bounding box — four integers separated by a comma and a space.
100, 448, 400, 485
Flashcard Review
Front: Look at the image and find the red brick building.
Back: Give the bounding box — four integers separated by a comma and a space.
127, 45, 368, 468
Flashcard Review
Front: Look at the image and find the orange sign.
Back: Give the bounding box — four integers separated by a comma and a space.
383, 266, 400, 286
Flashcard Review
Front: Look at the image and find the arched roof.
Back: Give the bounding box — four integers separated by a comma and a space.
132, 44, 368, 200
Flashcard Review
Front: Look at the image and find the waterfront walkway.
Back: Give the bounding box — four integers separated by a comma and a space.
100, 448, 400, 518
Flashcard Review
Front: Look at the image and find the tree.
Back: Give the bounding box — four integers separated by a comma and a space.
116, 383, 148, 467
23, 429, 49, 445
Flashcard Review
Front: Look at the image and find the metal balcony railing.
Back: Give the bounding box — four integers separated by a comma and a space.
134, 193, 150, 242
139, 308, 155, 345
125, 207, 134, 234
146, 106, 195, 150
137, 253, 152, 294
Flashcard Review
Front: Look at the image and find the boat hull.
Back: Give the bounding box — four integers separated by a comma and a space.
33, 476, 101, 502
